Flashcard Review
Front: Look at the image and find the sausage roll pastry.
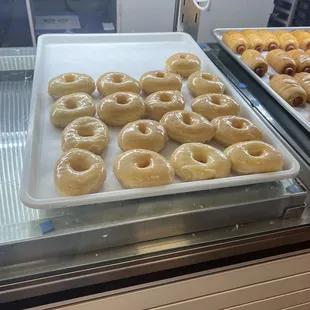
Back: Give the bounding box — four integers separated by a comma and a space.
241, 29, 264, 52
266, 49, 296, 75
293, 72, 310, 102
257, 29, 279, 51
270, 74, 306, 106
222, 31, 248, 54
286, 50, 310, 73
241, 49, 268, 77
291, 30, 310, 50
274, 30, 299, 51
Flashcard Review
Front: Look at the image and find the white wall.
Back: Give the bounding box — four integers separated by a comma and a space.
198, 0, 275, 43
117, 0, 175, 33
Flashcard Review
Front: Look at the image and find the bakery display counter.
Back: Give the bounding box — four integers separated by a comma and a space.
0, 46, 310, 304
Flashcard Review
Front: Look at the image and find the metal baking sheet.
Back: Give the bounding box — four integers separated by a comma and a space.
20, 33, 299, 209
213, 27, 310, 133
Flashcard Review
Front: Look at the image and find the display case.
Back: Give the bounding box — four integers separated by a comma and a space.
1, 1, 310, 308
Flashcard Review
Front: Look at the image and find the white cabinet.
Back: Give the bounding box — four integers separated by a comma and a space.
117, 0, 175, 33
59, 253, 310, 310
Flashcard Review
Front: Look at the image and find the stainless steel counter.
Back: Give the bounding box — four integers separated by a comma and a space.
0, 46, 310, 303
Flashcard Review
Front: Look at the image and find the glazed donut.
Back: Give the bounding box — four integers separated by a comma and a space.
97, 92, 146, 126
145, 90, 185, 121
54, 148, 106, 196
212, 116, 263, 147
160, 110, 214, 143
118, 120, 167, 152
50, 93, 96, 128
224, 141, 283, 174
48, 73, 95, 99
139, 70, 182, 95
187, 72, 225, 97
166, 53, 201, 77
61, 117, 110, 155
96, 72, 140, 97
191, 94, 240, 121
113, 149, 175, 188
170, 143, 231, 181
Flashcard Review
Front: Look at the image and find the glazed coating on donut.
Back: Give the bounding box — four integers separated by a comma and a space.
166, 53, 201, 77
97, 92, 146, 126
139, 70, 182, 95
54, 148, 106, 196
191, 94, 240, 121
61, 117, 110, 155
187, 72, 225, 97
170, 143, 231, 181
160, 110, 214, 144
145, 90, 185, 121
48, 73, 96, 99
224, 141, 283, 174
212, 116, 263, 147
113, 149, 175, 188
96, 72, 140, 96
50, 92, 96, 128
118, 120, 167, 152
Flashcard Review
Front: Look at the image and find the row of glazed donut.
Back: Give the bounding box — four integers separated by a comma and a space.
223, 29, 310, 54
55, 140, 284, 196
48, 52, 202, 99
49, 90, 242, 129
47, 69, 225, 101
59, 112, 264, 157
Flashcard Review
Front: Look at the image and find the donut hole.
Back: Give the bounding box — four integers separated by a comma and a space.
77, 127, 94, 137
137, 157, 151, 169
231, 119, 247, 129
70, 160, 91, 172
137, 123, 149, 135
65, 98, 77, 109
248, 149, 265, 157
64, 74, 76, 83
116, 94, 129, 104
112, 74, 124, 83
201, 73, 212, 81
179, 54, 187, 59
193, 153, 208, 164
182, 113, 193, 126
159, 93, 172, 102
155, 71, 166, 78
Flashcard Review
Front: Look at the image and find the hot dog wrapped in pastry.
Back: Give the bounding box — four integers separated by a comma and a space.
241, 29, 264, 52
270, 74, 306, 106
291, 30, 310, 50
257, 29, 279, 51
266, 49, 296, 75
293, 72, 310, 102
241, 50, 268, 77
286, 50, 310, 73
222, 31, 248, 54
274, 30, 299, 51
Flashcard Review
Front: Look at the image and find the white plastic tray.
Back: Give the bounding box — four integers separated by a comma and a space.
20, 33, 300, 209
213, 27, 310, 133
